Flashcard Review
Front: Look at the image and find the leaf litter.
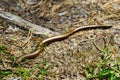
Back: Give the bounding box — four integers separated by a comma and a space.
0, 0, 120, 79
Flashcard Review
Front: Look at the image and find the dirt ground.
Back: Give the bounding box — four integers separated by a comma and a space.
0, 0, 120, 80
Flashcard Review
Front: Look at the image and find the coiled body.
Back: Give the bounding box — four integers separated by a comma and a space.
17, 25, 112, 62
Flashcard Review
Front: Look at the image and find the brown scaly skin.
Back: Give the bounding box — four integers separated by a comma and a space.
16, 25, 112, 62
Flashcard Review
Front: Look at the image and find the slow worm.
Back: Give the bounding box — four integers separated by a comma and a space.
16, 25, 112, 62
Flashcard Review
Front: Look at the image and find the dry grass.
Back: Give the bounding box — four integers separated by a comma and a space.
0, 0, 120, 79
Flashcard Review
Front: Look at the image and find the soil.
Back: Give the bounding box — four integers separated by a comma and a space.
0, 0, 120, 79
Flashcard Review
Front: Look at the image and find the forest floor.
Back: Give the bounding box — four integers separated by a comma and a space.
0, 0, 120, 80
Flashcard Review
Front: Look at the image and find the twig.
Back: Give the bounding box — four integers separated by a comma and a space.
21, 29, 32, 47
0, 10, 60, 37
93, 38, 103, 52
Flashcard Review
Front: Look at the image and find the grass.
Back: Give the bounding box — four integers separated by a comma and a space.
0, 45, 6, 53
0, 40, 120, 79
1, 42, 120, 80
38, 60, 49, 80
38, 67, 47, 80
0, 43, 49, 79
0, 61, 49, 79
85, 46, 120, 80
0, 66, 31, 79
0, 70, 12, 78
15, 67, 31, 79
